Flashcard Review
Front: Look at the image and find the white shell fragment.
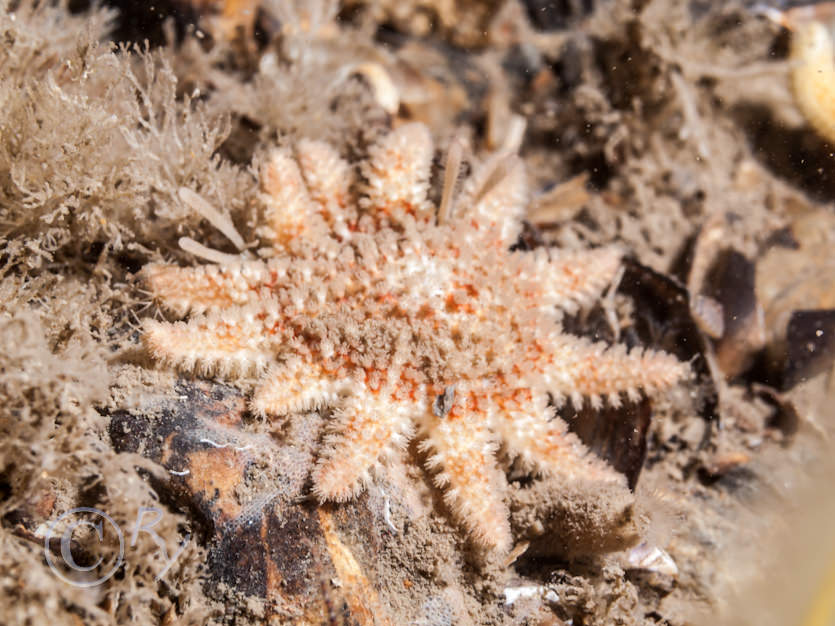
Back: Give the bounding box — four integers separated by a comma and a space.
503, 585, 560, 606
627, 542, 679, 577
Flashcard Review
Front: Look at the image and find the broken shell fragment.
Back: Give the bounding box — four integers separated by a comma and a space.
627, 542, 679, 577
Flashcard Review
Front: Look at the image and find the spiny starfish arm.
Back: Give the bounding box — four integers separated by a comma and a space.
250, 357, 349, 417
143, 308, 277, 376
259, 147, 327, 248
495, 247, 622, 320
311, 385, 417, 502
540, 245, 623, 315
361, 122, 434, 224
142, 262, 273, 316
296, 138, 354, 212
420, 408, 512, 552
543, 335, 689, 409
492, 393, 626, 485
457, 153, 528, 247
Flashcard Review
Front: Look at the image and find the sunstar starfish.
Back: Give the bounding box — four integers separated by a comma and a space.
142, 122, 688, 552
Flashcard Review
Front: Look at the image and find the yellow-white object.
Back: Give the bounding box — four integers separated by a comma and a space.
790, 19, 835, 144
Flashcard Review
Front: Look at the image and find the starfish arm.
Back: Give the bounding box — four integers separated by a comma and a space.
493, 393, 626, 485
543, 334, 689, 409
458, 153, 528, 247
259, 147, 327, 248
296, 139, 354, 212
143, 306, 279, 376
420, 404, 512, 552
361, 122, 434, 224
311, 385, 417, 502
142, 261, 273, 315
541, 245, 623, 315
497, 246, 622, 319
250, 356, 349, 417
